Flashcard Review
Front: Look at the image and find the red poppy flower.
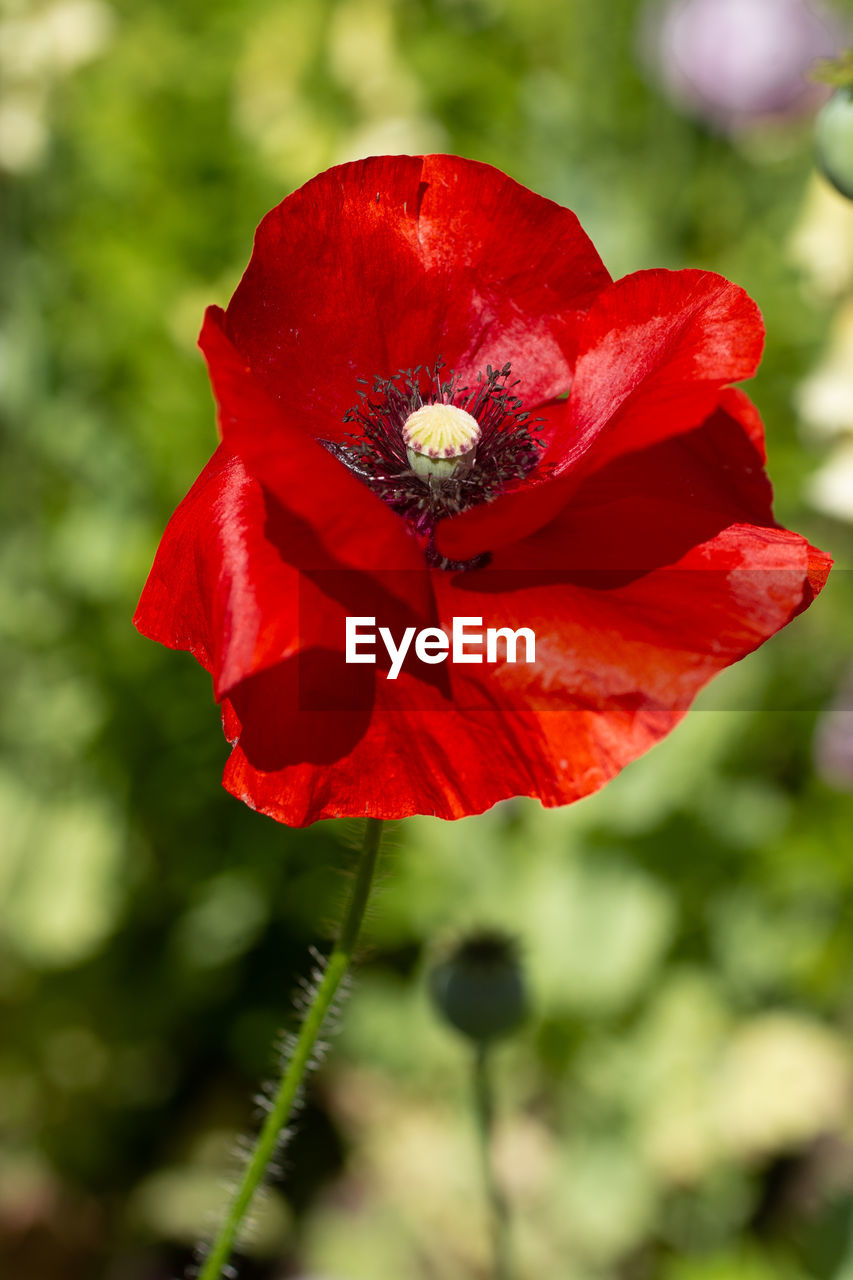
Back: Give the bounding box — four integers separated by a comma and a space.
135, 154, 830, 826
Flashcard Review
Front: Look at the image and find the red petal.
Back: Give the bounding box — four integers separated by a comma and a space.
199, 307, 431, 582
221, 641, 671, 825
216, 404, 830, 825
433, 404, 830, 716
559, 391, 777, 554
220, 682, 586, 826
134, 447, 301, 696
435, 531, 818, 717
566, 268, 765, 473
136, 317, 436, 697
717, 386, 767, 462
436, 269, 765, 562
223, 155, 610, 435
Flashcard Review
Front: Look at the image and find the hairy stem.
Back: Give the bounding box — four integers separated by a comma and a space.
196, 818, 384, 1280
473, 1043, 513, 1280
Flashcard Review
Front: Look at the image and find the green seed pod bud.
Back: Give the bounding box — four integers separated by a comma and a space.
429, 930, 528, 1044
816, 87, 853, 201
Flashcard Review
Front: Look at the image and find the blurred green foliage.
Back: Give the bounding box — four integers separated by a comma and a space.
3, 0, 853, 1277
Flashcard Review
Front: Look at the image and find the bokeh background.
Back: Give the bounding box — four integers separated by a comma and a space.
4, 0, 853, 1277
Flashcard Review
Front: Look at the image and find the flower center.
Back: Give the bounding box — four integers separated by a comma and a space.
402, 404, 481, 479
320, 359, 545, 569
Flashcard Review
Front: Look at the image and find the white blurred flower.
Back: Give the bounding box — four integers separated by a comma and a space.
714, 1014, 853, 1160
807, 439, 853, 521
640, 0, 843, 133
131, 1166, 289, 1253
0, 0, 114, 172
635, 986, 853, 1183
0, 94, 47, 170
790, 174, 853, 299
798, 298, 853, 439
0, 0, 113, 77
234, 0, 444, 183
336, 114, 448, 165
796, 298, 853, 522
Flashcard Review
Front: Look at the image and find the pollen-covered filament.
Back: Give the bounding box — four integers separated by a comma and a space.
402, 403, 481, 480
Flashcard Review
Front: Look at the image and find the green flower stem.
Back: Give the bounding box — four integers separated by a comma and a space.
473, 1042, 514, 1280
197, 817, 384, 1280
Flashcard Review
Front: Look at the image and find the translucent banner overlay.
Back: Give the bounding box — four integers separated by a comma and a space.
288, 568, 838, 714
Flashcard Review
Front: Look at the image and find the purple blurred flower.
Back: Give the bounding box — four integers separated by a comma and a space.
814, 671, 853, 790
640, 0, 844, 132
